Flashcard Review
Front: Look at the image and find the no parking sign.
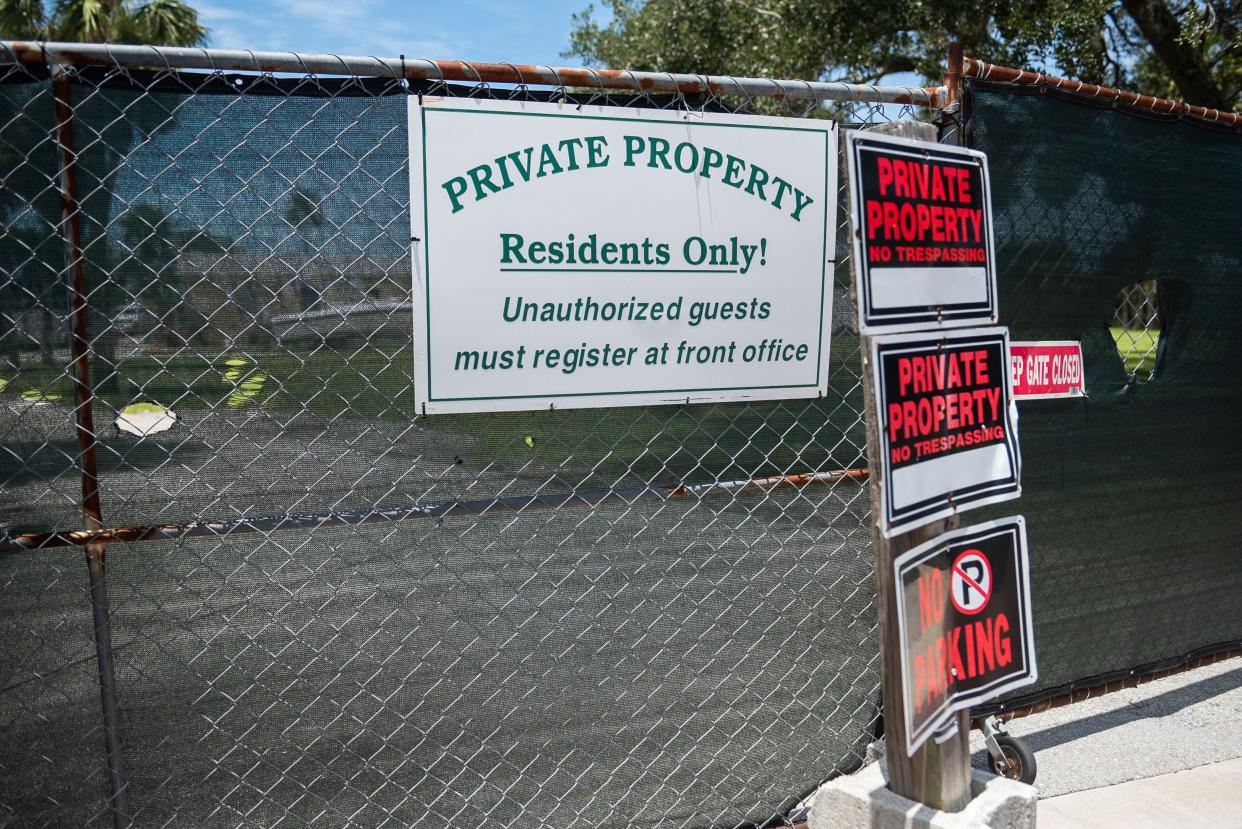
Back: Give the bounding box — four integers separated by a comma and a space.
893, 516, 1036, 756
950, 549, 991, 614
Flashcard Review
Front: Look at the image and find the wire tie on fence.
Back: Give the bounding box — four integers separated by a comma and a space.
500, 62, 527, 101
583, 67, 607, 109
665, 71, 691, 116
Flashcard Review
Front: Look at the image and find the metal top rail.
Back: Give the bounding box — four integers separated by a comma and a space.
0, 39, 946, 107
966, 57, 1242, 127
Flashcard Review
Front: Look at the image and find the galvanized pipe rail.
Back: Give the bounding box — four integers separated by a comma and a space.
0, 40, 946, 106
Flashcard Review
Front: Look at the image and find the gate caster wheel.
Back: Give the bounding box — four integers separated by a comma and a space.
991, 734, 1037, 785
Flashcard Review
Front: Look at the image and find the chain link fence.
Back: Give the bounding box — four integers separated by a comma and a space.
0, 42, 948, 828
1111, 280, 1162, 382
965, 74, 1242, 718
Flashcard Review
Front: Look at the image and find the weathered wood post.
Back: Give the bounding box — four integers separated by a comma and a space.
848, 42, 973, 809
851, 115, 973, 811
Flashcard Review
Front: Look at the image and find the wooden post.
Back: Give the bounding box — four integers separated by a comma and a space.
852, 117, 973, 811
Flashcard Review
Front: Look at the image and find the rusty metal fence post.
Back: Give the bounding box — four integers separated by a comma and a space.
937, 41, 966, 147
50, 63, 132, 829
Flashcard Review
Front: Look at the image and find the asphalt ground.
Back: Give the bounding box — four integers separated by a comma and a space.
969, 657, 1242, 799
0, 306, 880, 828
0, 446, 881, 828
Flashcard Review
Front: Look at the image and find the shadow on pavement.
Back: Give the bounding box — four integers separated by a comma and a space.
971, 663, 1242, 767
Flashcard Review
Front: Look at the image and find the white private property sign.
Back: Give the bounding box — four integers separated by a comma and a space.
408, 97, 838, 414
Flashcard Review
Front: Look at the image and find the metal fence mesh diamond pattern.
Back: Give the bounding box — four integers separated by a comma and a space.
0, 45, 933, 828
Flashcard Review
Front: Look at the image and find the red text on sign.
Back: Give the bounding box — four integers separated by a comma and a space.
876, 157, 973, 203
888, 349, 1001, 445
917, 569, 946, 635
912, 613, 1013, 714
865, 201, 984, 245
898, 350, 990, 395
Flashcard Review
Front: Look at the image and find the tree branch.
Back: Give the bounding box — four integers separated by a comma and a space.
1120, 0, 1228, 108
722, 0, 783, 22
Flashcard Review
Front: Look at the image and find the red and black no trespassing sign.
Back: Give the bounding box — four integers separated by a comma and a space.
847, 131, 997, 334
894, 516, 1036, 756
872, 326, 1021, 537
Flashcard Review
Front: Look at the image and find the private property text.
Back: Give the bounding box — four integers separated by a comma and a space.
864, 155, 986, 265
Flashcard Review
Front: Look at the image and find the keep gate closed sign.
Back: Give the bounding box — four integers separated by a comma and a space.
1009, 341, 1086, 399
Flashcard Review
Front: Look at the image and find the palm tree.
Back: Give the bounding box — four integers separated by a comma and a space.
0, 0, 207, 386
284, 188, 328, 311
0, 0, 208, 46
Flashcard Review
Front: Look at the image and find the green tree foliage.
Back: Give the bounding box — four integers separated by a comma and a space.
0, 0, 207, 46
566, 0, 1240, 111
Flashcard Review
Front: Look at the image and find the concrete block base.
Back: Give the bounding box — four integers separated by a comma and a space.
808, 758, 1036, 829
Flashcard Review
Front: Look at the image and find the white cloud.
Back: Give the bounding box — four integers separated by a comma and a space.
240, 0, 470, 59
272, 0, 379, 32
197, 0, 291, 50
193, 0, 582, 64
463, 0, 523, 20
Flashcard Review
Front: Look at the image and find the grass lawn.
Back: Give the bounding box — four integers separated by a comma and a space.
0, 343, 418, 418
1110, 327, 1160, 379
0, 341, 864, 485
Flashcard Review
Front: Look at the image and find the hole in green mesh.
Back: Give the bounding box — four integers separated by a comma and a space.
1111, 279, 1161, 382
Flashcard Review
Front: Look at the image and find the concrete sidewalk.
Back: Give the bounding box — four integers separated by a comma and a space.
1036, 757, 1242, 828
966, 658, 1242, 827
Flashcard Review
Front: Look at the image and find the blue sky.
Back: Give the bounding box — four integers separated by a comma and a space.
195, 0, 594, 67
194, 0, 924, 90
